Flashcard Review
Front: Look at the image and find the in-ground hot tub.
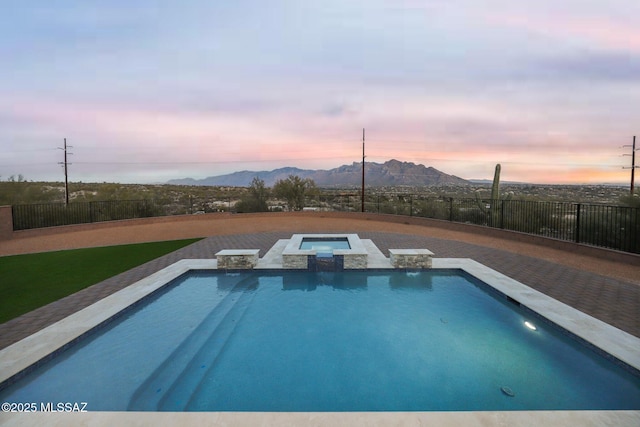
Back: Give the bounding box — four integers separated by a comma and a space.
299, 237, 351, 257
282, 234, 368, 270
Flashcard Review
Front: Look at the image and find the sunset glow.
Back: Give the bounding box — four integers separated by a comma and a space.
1, 1, 638, 185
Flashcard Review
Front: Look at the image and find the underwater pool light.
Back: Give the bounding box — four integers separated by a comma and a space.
524, 321, 537, 331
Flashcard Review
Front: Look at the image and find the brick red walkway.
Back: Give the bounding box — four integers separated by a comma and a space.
0, 230, 638, 351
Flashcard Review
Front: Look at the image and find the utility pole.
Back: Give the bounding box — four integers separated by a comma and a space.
623, 135, 638, 196
361, 128, 365, 213
58, 138, 72, 205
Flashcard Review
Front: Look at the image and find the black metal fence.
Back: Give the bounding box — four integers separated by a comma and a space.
11, 194, 640, 254
305, 194, 639, 254
12, 200, 174, 230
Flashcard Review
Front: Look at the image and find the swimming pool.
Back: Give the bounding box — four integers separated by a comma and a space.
1, 269, 638, 411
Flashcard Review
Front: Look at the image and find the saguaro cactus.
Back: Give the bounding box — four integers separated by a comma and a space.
490, 164, 501, 202
476, 164, 510, 226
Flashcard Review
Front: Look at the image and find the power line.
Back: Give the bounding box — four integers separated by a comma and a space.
4, 157, 624, 170
3, 151, 627, 169
1, 148, 59, 153
70, 155, 359, 166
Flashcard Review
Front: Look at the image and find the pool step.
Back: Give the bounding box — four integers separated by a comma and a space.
158, 282, 258, 410
127, 274, 258, 411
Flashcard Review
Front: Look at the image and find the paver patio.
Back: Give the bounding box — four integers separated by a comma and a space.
0, 213, 638, 351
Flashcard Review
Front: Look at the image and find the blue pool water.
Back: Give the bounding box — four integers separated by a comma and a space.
299, 237, 350, 256
1, 270, 639, 411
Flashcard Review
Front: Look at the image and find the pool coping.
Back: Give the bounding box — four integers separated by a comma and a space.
1, 258, 639, 426
0, 410, 639, 426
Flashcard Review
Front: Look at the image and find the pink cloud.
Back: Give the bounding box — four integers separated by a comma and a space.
489, 12, 640, 53
513, 167, 628, 185
3, 97, 365, 173
2, 94, 632, 184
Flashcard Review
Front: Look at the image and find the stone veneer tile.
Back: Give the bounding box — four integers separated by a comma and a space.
215, 249, 259, 269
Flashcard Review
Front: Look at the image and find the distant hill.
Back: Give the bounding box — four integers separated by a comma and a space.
468, 179, 530, 185
168, 159, 470, 187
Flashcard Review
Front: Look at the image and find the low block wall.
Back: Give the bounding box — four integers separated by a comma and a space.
4, 212, 233, 241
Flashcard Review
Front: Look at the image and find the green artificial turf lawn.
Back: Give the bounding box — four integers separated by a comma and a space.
0, 238, 201, 324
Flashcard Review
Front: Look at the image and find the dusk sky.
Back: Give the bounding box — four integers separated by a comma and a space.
1, 1, 638, 185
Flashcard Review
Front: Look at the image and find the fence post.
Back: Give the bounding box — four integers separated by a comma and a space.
633, 207, 639, 253
449, 198, 453, 221
409, 196, 413, 216
500, 200, 505, 229
575, 203, 581, 244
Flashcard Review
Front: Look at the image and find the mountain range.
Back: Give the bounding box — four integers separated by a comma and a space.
168, 159, 470, 187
